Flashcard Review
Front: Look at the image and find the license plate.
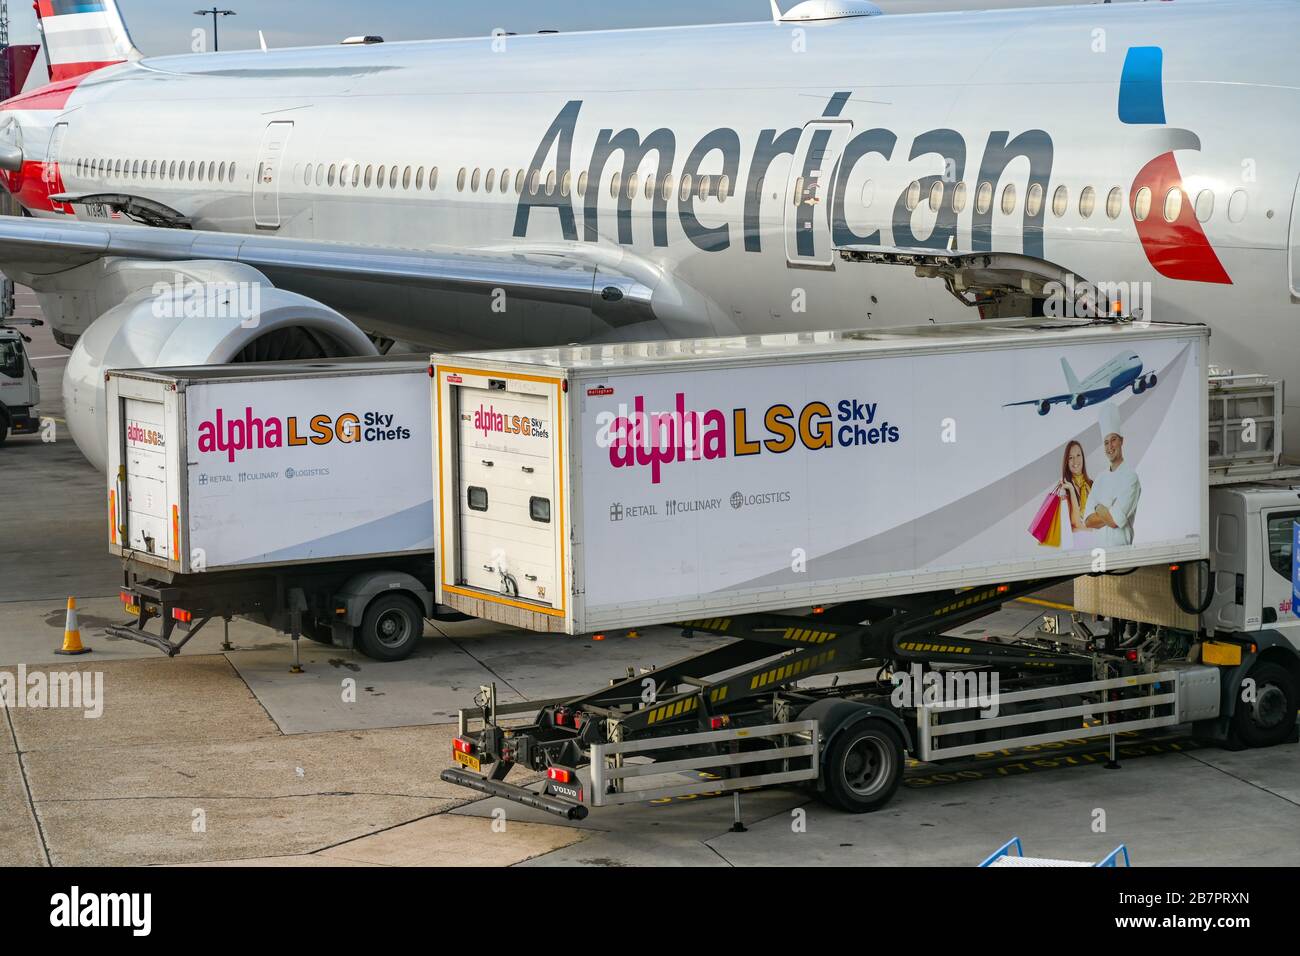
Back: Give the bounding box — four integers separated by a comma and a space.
124, 604, 141, 617
453, 749, 481, 772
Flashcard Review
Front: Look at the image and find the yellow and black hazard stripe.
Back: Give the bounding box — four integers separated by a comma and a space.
897, 640, 975, 656
748, 649, 837, 691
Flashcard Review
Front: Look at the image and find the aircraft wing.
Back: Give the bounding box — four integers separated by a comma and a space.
0, 214, 659, 331
1003, 394, 1072, 409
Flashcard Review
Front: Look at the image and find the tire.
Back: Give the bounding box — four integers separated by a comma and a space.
1232, 662, 1298, 748
355, 593, 424, 662
820, 718, 904, 813
0, 413, 8, 447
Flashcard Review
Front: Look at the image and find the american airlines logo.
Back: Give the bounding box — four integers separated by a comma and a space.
512, 49, 1230, 285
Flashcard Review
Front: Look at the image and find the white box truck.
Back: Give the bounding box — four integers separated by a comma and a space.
434, 320, 1300, 821
105, 356, 458, 661
432, 320, 1209, 635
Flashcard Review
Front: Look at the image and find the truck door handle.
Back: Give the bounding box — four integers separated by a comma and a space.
521, 466, 534, 474
483, 565, 496, 573
525, 574, 538, 582
481, 460, 494, 467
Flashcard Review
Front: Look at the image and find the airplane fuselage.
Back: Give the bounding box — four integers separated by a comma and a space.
4, 1, 1300, 413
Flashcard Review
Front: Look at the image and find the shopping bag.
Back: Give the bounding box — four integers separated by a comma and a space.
1027, 491, 1059, 543
1041, 499, 1062, 548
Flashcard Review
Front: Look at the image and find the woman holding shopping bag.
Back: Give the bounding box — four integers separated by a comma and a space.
1055, 440, 1092, 532
1029, 439, 1093, 548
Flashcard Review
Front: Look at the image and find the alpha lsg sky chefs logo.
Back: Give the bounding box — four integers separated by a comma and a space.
196, 408, 413, 463
596, 393, 901, 484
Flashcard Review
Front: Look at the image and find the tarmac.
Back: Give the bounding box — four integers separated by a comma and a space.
2, 288, 1299, 867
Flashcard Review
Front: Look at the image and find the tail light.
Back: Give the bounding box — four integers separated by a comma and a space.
547, 767, 572, 784
709, 716, 730, 730
1125, 650, 1139, 662
452, 737, 475, 756
172, 608, 193, 623
119, 590, 133, 605
554, 708, 569, 726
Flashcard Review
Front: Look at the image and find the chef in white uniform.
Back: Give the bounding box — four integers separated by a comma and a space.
1084, 404, 1141, 547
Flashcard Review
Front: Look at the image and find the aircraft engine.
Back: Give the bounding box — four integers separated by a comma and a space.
64, 276, 376, 471
1071, 394, 1088, 410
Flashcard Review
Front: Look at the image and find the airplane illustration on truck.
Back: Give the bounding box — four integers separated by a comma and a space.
1004, 352, 1155, 416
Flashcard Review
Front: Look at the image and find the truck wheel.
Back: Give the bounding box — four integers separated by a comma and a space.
355, 594, 424, 662
1232, 662, 1297, 748
0, 414, 8, 447
821, 719, 904, 813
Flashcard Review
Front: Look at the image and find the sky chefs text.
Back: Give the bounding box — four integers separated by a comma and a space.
599, 393, 901, 484
197, 408, 412, 463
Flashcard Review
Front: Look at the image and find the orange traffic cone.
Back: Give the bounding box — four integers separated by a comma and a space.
55, 596, 92, 656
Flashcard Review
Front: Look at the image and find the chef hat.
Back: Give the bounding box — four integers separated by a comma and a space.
1098, 403, 1124, 440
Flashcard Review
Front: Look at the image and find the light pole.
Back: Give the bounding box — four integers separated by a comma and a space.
194, 7, 236, 52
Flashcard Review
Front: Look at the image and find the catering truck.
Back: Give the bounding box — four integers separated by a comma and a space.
0, 320, 41, 445
432, 320, 1300, 818
105, 356, 461, 662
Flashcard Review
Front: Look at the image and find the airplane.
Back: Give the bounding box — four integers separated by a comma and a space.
1004, 351, 1154, 415
0, 0, 1297, 471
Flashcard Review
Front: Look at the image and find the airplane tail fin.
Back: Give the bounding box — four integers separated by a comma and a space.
1060, 357, 1081, 393
34, 0, 143, 83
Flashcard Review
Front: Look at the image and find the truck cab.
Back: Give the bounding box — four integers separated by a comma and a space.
0, 324, 40, 445
1207, 481, 1300, 645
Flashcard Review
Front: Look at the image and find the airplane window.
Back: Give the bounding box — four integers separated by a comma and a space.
132, 159, 140, 177
389, 166, 399, 189
697, 175, 710, 201
228, 163, 236, 183
1105, 187, 1123, 219
951, 181, 967, 214
189, 161, 197, 180
415, 167, 424, 189
627, 173, 639, 200
860, 179, 874, 209
327, 164, 336, 186
1052, 185, 1068, 218
561, 170, 571, 197
403, 166, 412, 189
315, 164, 325, 187
472, 168, 481, 192
363, 165, 372, 187
1026, 183, 1043, 218
905, 180, 920, 212
169, 160, 177, 180
150, 160, 157, 179
1228, 189, 1248, 223
1079, 185, 1095, 218
1000, 183, 1016, 215
198, 162, 206, 182
661, 175, 673, 201
304, 164, 313, 186
1132, 186, 1151, 222
1163, 187, 1182, 223
1195, 189, 1214, 222
514, 169, 524, 194
577, 171, 588, 197
644, 173, 656, 200
681, 173, 693, 200
610, 171, 621, 199
430, 167, 439, 191
485, 168, 495, 192
529, 170, 540, 195
218, 161, 226, 181
352, 164, 361, 187
456, 168, 465, 192
975, 181, 992, 215
339, 162, 350, 186
928, 181, 944, 212
718, 175, 731, 202
545, 170, 555, 195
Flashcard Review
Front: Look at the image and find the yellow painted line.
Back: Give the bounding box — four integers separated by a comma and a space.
1016, 597, 1075, 611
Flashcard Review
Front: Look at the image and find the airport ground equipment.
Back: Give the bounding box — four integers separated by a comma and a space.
431, 320, 1210, 635
437, 320, 1299, 815
980, 837, 1131, 867
103, 356, 464, 661
0, 314, 41, 445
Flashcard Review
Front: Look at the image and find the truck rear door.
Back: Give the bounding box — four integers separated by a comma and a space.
121, 398, 173, 561
455, 385, 558, 608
